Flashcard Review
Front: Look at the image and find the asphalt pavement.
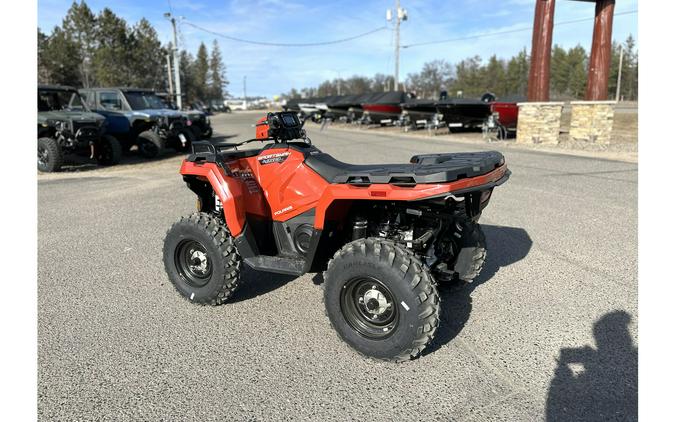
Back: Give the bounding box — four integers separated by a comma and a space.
38, 112, 638, 421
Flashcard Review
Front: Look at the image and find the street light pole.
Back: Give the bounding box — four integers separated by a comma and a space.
165, 13, 183, 110
394, 0, 400, 91
243, 75, 247, 110
166, 50, 174, 100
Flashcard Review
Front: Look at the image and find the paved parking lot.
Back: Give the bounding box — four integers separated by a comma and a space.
38, 112, 637, 421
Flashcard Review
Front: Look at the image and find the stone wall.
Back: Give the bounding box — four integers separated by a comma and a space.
516, 102, 564, 145
569, 101, 616, 144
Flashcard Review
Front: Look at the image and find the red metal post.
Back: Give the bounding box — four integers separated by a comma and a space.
586, 0, 615, 100
527, 0, 556, 102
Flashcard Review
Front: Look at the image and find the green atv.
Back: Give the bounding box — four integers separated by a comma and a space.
38, 85, 122, 172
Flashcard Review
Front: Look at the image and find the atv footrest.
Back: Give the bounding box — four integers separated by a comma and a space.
244, 255, 306, 276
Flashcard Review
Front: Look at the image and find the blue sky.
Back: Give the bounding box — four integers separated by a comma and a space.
38, 0, 638, 98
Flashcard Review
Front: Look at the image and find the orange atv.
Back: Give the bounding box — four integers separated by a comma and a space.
163, 111, 510, 361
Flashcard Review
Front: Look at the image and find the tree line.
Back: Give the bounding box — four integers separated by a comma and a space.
284, 35, 638, 101
37, 1, 228, 105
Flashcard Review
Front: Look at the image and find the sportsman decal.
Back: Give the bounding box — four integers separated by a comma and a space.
258, 151, 291, 165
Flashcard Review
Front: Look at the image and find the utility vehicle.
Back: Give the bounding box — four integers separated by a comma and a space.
80, 87, 194, 157
163, 112, 510, 361
38, 85, 122, 172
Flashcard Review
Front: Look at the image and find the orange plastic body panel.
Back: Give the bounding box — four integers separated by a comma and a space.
180, 146, 508, 234
255, 117, 269, 139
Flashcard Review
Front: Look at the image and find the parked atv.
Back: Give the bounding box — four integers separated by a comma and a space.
163, 112, 510, 361
38, 85, 122, 172
80, 87, 194, 157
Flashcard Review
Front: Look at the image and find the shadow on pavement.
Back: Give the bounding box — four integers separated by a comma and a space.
228, 265, 297, 303
54, 149, 186, 173
423, 224, 533, 356
545, 310, 638, 421
48, 133, 239, 173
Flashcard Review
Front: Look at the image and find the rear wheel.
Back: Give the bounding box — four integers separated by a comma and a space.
324, 238, 440, 362
37, 137, 63, 172
95, 135, 122, 166
137, 130, 163, 158
163, 213, 241, 305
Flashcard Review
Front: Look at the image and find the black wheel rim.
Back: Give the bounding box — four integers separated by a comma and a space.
174, 240, 212, 287
98, 140, 112, 161
340, 276, 399, 339
38, 146, 49, 167
139, 141, 159, 156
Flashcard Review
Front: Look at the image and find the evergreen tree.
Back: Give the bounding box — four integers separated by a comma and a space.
128, 18, 165, 89
38, 29, 50, 84
482, 55, 506, 96
550, 45, 569, 98
566, 45, 588, 98
179, 50, 197, 104
40, 26, 82, 86
92, 8, 132, 86
453, 56, 483, 97
504, 49, 529, 97
208, 40, 228, 101
622, 35, 638, 100
62, 1, 97, 87
193, 42, 209, 101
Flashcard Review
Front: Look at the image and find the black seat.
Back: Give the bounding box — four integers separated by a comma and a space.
304, 151, 505, 185
304, 153, 416, 184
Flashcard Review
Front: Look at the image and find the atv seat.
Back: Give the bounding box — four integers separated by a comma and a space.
304, 151, 505, 185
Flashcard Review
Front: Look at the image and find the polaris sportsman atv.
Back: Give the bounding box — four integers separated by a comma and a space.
163, 111, 510, 361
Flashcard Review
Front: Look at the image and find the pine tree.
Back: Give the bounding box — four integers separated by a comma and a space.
92, 8, 132, 86
179, 50, 199, 104
40, 26, 82, 86
208, 40, 228, 102
482, 55, 506, 96
62, 1, 97, 87
504, 49, 529, 97
128, 18, 165, 89
550, 45, 569, 98
622, 35, 638, 100
193, 42, 209, 102
38, 29, 50, 84
566, 45, 588, 98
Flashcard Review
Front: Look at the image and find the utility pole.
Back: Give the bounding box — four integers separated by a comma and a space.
337, 71, 342, 96
387, 2, 407, 91
166, 51, 174, 101
615, 44, 624, 102
164, 13, 182, 109
243, 76, 247, 110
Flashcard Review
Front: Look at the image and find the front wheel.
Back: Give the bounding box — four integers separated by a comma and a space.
95, 135, 122, 166
163, 213, 241, 305
137, 130, 163, 158
37, 137, 63, 172
324, 238, 440, 362
174, 128, 196, 152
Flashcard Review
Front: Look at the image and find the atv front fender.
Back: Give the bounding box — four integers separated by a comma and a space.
180, 161, 246, 236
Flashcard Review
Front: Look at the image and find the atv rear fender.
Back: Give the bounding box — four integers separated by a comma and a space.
180, 160, 246, 236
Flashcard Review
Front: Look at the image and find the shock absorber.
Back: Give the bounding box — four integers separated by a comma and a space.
352, 217, 368, 240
